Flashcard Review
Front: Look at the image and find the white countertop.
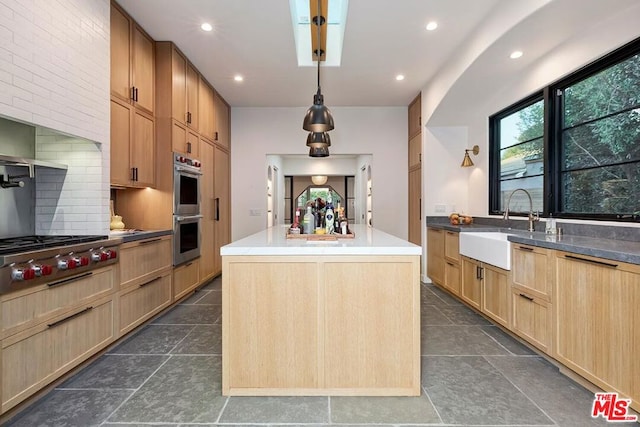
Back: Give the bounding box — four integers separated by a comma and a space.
221, 224, 421, 256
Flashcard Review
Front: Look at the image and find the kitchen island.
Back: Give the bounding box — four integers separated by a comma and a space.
220, 224, 421, 396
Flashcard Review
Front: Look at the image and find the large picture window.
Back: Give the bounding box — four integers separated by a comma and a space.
489, 37, 640, 221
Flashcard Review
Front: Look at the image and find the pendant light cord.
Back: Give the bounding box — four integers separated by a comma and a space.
316, 0, 321, 92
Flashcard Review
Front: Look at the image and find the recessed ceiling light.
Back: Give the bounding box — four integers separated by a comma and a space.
201, 23, 213, 32
510, 50, 523, 59
425, 21, 438, 31
234, 75, 244, 82
395, 74, 405, 81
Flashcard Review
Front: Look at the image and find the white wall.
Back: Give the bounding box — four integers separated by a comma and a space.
0, 0, 111, 236
231, 107, 406, 240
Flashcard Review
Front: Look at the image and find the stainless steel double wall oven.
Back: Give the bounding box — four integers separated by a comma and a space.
173, 153, 202, 265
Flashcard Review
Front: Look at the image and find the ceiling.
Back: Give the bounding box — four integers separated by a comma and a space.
115, 0, 503, 107
115, 0, 640, 109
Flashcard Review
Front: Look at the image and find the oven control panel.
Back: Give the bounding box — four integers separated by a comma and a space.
174, 154, 201, 169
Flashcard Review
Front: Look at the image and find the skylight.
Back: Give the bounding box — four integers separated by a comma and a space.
290, 0, 348, 67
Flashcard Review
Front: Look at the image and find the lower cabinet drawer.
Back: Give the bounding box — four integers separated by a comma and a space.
119, 272, 172, 335
173, 259, 200, 301
2, 266, 115, 338
511, 288, 551, 353
2, 296, 115, 412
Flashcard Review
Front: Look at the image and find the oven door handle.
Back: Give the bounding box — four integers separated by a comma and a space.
175, 214, 203, 222
174, 166, 202, 176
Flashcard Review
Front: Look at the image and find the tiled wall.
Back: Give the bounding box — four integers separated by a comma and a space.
0, 0, 110, 144
35, 127, 109, 235
0, 0, 111, 236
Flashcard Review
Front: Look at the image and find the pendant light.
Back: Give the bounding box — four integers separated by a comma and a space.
307, 132, 331, 157
302, 0, 334, 134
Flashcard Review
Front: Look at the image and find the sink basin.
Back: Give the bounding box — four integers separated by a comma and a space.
459, 232, 513, 270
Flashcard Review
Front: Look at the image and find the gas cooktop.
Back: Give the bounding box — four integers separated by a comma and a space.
0, 235, 108, 256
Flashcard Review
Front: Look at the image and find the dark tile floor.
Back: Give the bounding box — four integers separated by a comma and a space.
5, 278, 639, 426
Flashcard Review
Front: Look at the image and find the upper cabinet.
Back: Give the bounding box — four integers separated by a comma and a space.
213, 91, 230, 150
199, 78, 215, 142
110, 2, 154, 115
408, 94, 421, 139
186, 63, 199, 131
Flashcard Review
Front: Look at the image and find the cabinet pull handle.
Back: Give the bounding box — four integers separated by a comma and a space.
187, 142, 192, 153
47, 306, 93, 328
419, 198, 421, 221
214, 131, 218, 141
47, 272, 93, 288
185, 262, 193, 267
446, 262, 454, 266
476, 266, 484, 280
518, 246, 534, 251
519, 293, 534, 302
139, 276, 162, 288
134, 87, 139, 102
138, 238, 161, 245
130, 86, 135, 101
564, 254, 618, 268
215, 197, 220, 221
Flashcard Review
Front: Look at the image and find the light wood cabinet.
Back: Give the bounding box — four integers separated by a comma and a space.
170, 121, 199, 157
214, 145, 231, 276
461, 256, 482, 310
461, 256, 510, 326
117, 235, 173, 335
110, 6, 157, 189
199, 78, 215, 141
409, 133, 421, 168
482, 264, 510, 328
110, 2, 155, 115
407, 94, 421, 248
223, 255, 421, 395
554, 252, 639, 409
200, 140, 216, 283
118, 236, 172, 289
186, 63, 199, 130
512, 287, 551, 353
119, 272, 172, 336
168, 45, 187, 125
408, 168, 421, 245
173, 259, 200, 301
408, 94, 421, 139
443, 231, 460, 295
110, 95, 156, 188
213, 91, 231, 150
426, 227, 444, 286
2, 266, 115, 339
512, 243, 552, 301
2, 294, 116, 412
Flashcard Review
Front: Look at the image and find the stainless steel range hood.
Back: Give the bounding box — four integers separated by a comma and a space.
0, 153, 67, 178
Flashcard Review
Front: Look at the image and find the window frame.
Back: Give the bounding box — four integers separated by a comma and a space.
489, 37, 640, 222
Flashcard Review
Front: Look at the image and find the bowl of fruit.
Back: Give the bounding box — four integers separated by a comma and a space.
449, 213, 473, 225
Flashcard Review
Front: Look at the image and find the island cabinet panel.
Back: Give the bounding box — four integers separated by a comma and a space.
324, 261, 417, 389
222, 250, 421, 396
226, 261, 319, 389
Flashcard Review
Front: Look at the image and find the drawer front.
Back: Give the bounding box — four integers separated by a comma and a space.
119, 272, 172, 335
512, 244, 551, 300
2, 297, 115, 412
120, 237, 172, 288
2, 266, 115, 337
173, 259, 200, 300
511, 289, 550, 353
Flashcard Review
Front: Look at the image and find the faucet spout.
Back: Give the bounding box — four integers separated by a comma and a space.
503, 188, 538, 232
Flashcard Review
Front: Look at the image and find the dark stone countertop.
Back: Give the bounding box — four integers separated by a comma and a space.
109, 229, 172, 244
427, 222, 640, 266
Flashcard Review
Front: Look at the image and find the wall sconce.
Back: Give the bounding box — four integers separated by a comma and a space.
461, 145, 479, 167
311, 175, 328, 185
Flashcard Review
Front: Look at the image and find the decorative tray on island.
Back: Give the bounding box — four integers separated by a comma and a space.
286, 230, 355, 240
